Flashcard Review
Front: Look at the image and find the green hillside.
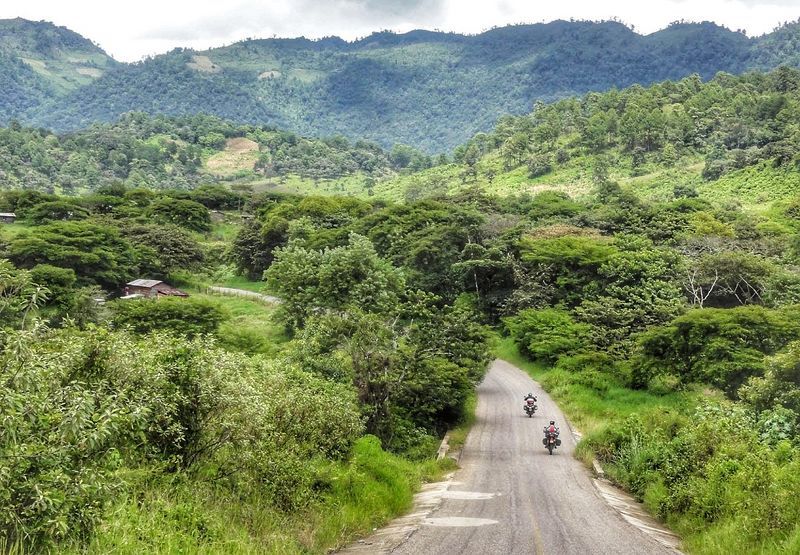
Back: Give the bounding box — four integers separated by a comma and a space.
4, 19, 800, 151
372, 68, 800, 210
5, 65, 800, 553
0, 112, 430, 195
0, 19, 115, 122
4, 67, 800, 215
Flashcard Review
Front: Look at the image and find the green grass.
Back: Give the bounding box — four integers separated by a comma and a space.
211, 275, 268, 293
191, 291, 287, 355
65, 436, 449, 554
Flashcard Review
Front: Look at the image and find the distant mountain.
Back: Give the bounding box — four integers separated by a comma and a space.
0, 18, 116, 119
3, 18, 800, 151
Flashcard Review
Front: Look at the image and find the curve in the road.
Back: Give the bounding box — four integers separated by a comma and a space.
340, 359, 680, 555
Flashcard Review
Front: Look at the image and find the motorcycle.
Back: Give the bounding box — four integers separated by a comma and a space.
542, 429, 561, 455
523, 397, 537, 418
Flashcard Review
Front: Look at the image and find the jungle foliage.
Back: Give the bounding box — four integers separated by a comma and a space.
5, 19, 800, 151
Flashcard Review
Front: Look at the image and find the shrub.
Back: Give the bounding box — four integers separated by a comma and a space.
110, 297, 225, 337
554, 351, 616, 374
0, 329, 146, 547
30, 264, 77, 306
0, 327, 366, 548
505, 308, 591, 365
634, 305, 800, 394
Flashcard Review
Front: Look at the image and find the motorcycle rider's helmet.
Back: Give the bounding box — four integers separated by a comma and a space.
549, 420, 555, 425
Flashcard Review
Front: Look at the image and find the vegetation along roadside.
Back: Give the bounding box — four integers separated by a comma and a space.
4, 65, 800, 553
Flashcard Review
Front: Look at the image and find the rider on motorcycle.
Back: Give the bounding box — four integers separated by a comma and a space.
524, 392, 537, 402
544, 420, 559, 437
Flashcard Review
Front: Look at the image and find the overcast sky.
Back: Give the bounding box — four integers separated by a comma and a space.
2, 0, 799, 61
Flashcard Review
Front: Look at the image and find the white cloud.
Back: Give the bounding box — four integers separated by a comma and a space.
0, 0, 798, 61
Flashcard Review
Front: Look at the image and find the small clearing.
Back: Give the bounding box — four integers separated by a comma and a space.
20, 57, 48, 71
187, 55, 222, 73
76, 67, 103, 78
258, 69, 282, 79
206, 137, 260, 176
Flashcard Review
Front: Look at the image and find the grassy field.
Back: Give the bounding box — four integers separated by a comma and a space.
205, 138, 260, 178
189, 290, 286, 355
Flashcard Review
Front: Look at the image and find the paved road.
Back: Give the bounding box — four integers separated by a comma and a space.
391, 359, 676, 555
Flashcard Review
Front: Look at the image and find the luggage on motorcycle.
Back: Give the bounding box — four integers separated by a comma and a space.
542, 437, 548, 446
556, 438, 562, 446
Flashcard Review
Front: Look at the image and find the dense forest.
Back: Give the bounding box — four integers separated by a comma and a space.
0, 112, 431, 194
4, 18, 800, 150
3, 61, 800, 552
379, 67, 800, 206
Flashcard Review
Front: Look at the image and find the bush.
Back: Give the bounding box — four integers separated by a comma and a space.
634, 305, 800, 394
110, 297, 225, 337
0, 327, 366, 548
527, 153, 553, 177
505, 308, 591, 365
554, 351, 616, 374
584, 402, 800, 551
0, 329, 146, 547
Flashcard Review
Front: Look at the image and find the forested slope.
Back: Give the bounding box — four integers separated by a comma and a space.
383, 67, 800, 209
4, 19, 800, 150
0, 18, 115, 119
0, 112, 430, 194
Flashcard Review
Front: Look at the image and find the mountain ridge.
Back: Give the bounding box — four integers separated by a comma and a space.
2, 18, 800, 151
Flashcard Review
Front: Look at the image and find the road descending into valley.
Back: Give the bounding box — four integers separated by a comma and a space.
343, 359, 678, 555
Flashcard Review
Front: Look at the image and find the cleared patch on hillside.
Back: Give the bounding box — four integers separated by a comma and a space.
187, 55, 222, 73
286, 68, 325, 83
20, 57, 47, 70
76, 67, 103, 78
206, 137, 260, 176
258, 69, 282, 79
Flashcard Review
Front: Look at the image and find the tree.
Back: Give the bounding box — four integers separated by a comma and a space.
146, 198, 211, 232
29, 264, 76, 308
26, 200, 90, 224
740, 340, 800, 422
6, 222, 140, 289
506, 308, 591, 364
266, 233, 405, 330
190, 185, 244, 209
634, 306, 800, 393
576, 236, 686, 350
123, 224, 204, 277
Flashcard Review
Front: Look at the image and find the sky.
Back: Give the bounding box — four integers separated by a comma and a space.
1, 0, 799, 61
